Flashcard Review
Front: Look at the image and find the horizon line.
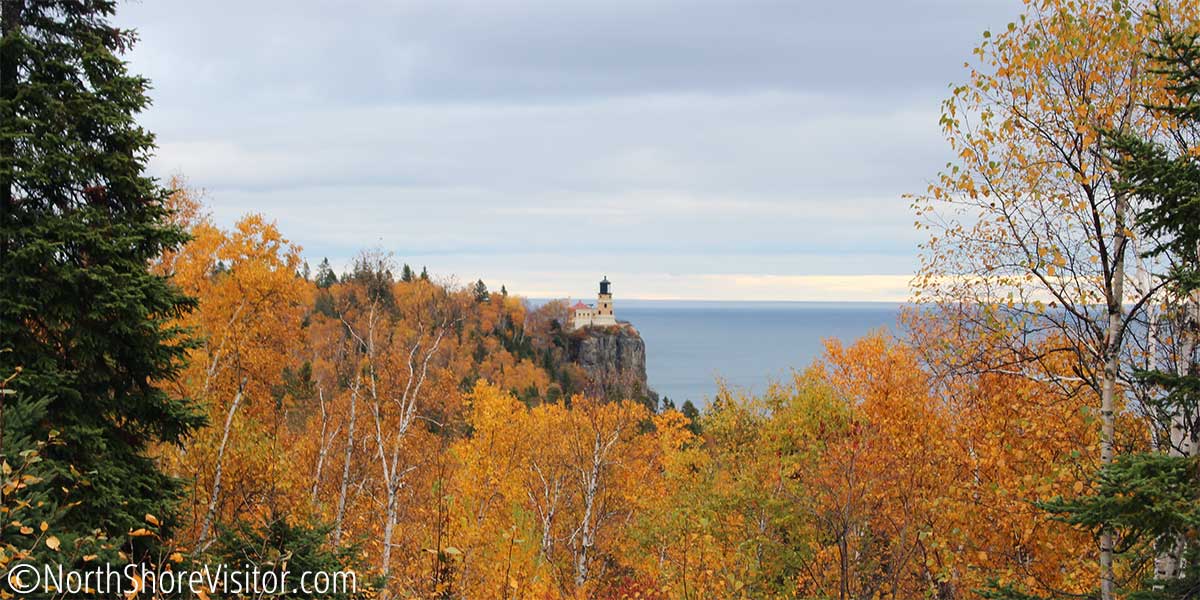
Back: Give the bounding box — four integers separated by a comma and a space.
522, 296, 910, 304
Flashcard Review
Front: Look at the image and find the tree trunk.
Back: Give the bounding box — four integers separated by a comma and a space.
1099, 351, 1118, 599
311, 388, 331, 504
528, 461, 561, 560
574, 472, 597, 589
380, 481, 398, 590
198, 384, 243, 549
1099, 193, 1130, 600
332, 376, 358, 547
574, 437, 602, 589
1155, 282, 1200, 581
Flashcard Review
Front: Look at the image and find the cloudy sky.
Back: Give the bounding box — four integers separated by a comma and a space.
118, 0, 1019, 301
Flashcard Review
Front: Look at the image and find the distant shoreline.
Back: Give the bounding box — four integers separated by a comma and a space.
527, 297, 908, 309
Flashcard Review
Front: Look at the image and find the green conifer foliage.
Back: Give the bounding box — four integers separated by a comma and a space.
0, 0, 205, 538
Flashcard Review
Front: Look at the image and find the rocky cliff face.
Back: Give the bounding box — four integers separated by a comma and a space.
566, 323, 652, 404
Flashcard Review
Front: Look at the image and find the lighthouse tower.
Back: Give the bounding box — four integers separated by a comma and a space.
594, 276, 616, 326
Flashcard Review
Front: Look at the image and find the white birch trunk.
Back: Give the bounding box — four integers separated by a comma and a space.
1099, 193, 1130, 600
573, 454, 600, 589
1154, 282, 1200, 581
311, 387, 333, 504
197, 383, 243, 550
332, 374, 359, 547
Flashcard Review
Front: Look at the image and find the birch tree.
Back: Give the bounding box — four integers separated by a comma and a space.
1105, 22, 1200, 585
163, 212, 307, 549
909, 2, 1198, 595
526, 402, 571, 562
331, 371, 360, 547
340, 263, 463, 593
563, 397, 644, 590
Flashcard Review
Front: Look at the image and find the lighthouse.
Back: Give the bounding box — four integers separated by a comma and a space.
594, 276, 616, 326
570, 276, 617, 329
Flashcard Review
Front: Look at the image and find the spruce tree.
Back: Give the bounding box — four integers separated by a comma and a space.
315, 257, 338, 288
473, 278, 489, 303
680, 400, 702, 435
0, 0, 205, 540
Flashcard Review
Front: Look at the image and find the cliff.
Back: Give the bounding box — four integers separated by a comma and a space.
565, 322, 654, 406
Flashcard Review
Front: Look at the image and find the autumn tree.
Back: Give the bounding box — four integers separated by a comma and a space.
335, 258, 464, 593
439, 382, 681, 598
623, 331, 1103, 600
909, 1, 1200, 595
558, 396, 645, 589
157, 197, 310, 549
1038, 16, 1200, 597
446, 382, 541, 598
633, 376, 839, 598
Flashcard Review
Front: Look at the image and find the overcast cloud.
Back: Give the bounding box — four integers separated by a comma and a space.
118, 0, 1020, 301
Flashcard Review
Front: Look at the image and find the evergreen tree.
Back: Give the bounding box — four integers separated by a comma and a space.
349, 253, 395, 309
420, 265, 429, 281
213, 518, 370, 599
0, 0, 205, 539
315, 257, 338, 288
473, 279, 489, 303
680, 400, 702, 435
500, 284, 508, 297
400, 263, 414, 282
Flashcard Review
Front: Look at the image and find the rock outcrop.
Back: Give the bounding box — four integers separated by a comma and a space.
565, 322, 653, 405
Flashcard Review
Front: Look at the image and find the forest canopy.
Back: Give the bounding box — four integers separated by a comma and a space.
1, 0, 1199, 599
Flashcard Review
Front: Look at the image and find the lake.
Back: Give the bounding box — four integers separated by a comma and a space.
616, 301, 903, 406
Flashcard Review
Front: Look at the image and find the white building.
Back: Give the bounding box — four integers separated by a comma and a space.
570, 276, 617, 330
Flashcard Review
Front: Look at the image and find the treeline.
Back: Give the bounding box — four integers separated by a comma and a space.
110, 211, 1130, 599
9, 179, 1115, 597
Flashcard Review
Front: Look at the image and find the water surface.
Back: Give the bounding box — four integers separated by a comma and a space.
616, 300, 902, 406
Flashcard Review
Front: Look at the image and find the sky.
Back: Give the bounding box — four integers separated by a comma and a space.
118, 0, 1021, 302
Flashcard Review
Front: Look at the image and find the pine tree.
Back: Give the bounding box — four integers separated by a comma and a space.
400, 263, 414, 282
350, 252, 395, 308
419, 265, 429, 281
473, 279, 489, 303
315, 257, 338, 288
680, 400, 702, 436
0, 0, 205, 540
213, 518, 368, 599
